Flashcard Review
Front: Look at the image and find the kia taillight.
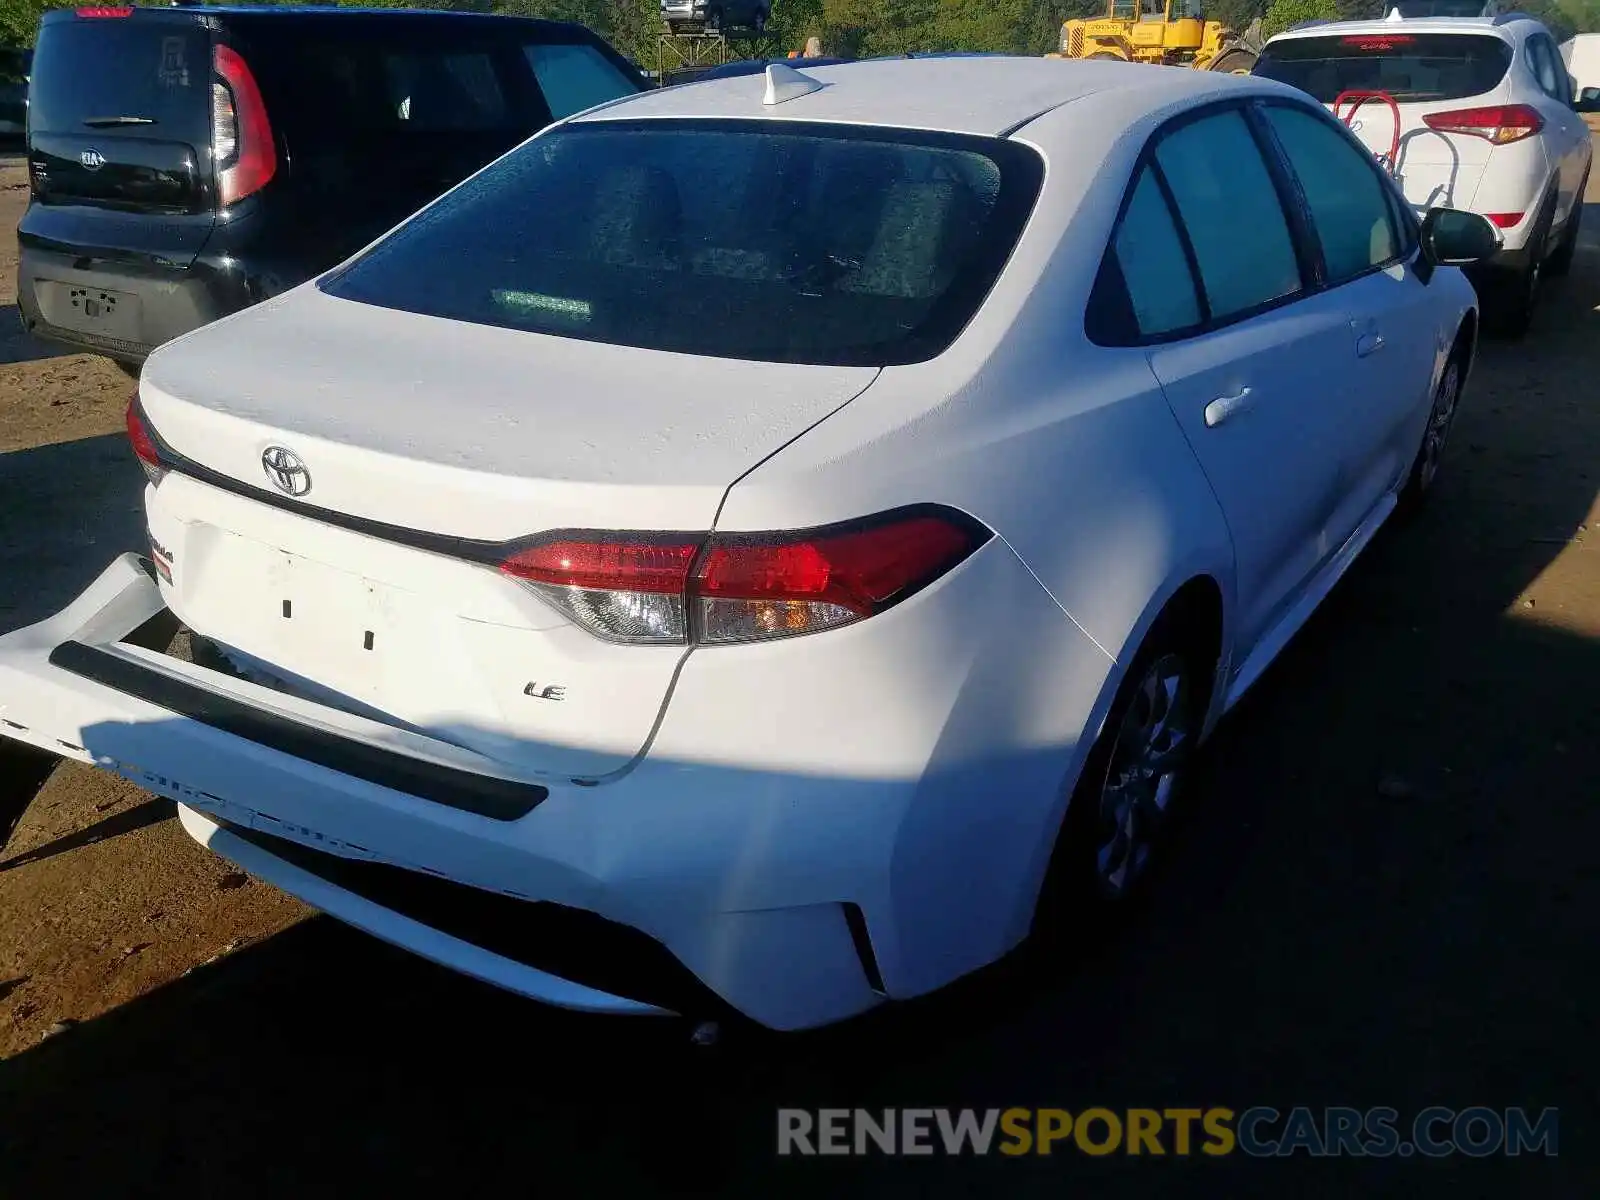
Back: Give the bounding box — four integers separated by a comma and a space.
499, 509, 989, 645
1423, 104, 1543, 145
212, 44, 276, 205
75, 6, 134, 16
126, 394, 168, 487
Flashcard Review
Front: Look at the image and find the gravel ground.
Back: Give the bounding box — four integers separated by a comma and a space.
0, 156, 1597, 1197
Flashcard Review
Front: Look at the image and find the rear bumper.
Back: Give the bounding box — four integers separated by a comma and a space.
16, 245, 250, 364
0, 550, 1111, 1030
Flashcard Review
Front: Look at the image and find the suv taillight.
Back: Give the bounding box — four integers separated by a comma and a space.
499, 509, 989, 645
1422, 103, 1544, 145
212, 44, 276, 205
126, 394, 168, 487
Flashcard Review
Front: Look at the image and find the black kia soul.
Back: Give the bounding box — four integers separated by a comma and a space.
19, 5, 644, 369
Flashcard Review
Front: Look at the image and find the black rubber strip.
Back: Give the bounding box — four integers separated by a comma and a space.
47, 640, 547, 821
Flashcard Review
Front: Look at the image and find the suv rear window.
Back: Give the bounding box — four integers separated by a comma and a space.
28, 21, 211, 143
320, 120, 1044, 367
1253, 32, 1513, 103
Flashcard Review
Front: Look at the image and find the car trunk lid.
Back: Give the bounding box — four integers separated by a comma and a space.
136, 286, 878, 777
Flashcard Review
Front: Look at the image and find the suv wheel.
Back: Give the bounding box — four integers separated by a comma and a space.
1545, 174, 1588, 279
1487, 196, 1555, 338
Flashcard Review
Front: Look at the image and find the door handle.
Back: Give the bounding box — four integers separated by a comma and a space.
1356, 331, 1386, 358
1204, 387, 1253, 428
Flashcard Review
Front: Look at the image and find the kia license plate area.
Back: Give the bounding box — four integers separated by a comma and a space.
35, 280, 142, 340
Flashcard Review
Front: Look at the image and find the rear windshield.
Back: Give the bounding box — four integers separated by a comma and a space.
1253, 32, 1513, 103
28, 20, 211, 141
319, 120, 1044, 367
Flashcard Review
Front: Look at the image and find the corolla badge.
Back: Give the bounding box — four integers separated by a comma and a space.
261, 446, 312, 496
79, 148, 107, 171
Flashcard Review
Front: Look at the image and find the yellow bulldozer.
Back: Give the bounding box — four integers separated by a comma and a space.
1054, 0, 1263, 74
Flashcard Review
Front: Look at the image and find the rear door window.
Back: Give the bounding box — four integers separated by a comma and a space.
1260, 103, 1401, 284
1153, 109, 1303, 322
1253, 32, 1514, 103
386, 51, 508, 130
1089, 166, 1203, 342
254, 37, 534, 134
524, 43, 638, 120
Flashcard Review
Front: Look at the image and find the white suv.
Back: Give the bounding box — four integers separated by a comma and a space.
1256, 12, 1595, 334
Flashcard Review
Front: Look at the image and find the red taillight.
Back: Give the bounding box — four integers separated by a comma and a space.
76, 6, 134, 17
1422, 104, 1543, 145
125, 394, 169, 487
1485, 212, 1525, 228
212, 44, 277, 206
498, 510, 988, 645
693, 516, 980, 643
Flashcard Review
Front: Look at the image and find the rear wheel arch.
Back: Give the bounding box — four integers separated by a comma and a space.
1152, 574, 1225, 718
1454, 309, 1477, 371
1027, 572, 1226, 933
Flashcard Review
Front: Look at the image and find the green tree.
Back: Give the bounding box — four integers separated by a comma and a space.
0, 0, 56, 49
1207, 0, 1268, 35
1261, 0, 1336, 37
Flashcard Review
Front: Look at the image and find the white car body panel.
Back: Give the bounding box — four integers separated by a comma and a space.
0, 59, 1483, 1029
141, 285, 879, 538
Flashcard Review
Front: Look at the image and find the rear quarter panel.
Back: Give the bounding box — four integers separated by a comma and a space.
717, 99, 1239, 718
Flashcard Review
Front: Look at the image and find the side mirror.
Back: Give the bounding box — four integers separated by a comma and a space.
1418, 207, 1498, 278
1576, 86, 1600, 113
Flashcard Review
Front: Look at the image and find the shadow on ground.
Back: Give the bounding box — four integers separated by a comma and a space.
0, 432, 144, 843
0, 305, 59, 366
0, 264, 1597, 1197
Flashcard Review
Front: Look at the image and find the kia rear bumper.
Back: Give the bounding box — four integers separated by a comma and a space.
16, 246, 252, 365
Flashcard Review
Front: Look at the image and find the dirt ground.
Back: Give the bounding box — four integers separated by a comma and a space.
0, 154, 1597, 1196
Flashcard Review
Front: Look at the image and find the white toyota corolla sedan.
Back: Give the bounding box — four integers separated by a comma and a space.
0, 58, 1496, 1031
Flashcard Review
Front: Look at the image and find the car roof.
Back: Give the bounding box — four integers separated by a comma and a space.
1266, 12, 1540, 42
575, 55, 1266, 138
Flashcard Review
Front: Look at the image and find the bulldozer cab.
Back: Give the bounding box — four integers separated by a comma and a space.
1108, 0, 1203, 20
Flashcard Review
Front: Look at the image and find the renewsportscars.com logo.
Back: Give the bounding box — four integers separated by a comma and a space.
777, 1106, 1559, 1158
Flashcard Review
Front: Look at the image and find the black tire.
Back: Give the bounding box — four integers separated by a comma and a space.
1545, 174, 1587, 278
1209, 47, 1257, 74
1485, 195, 1555, 339
1398, 340, 1467, 513
1033, 614, 1209, 939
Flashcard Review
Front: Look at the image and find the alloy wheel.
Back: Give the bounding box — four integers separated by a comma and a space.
1417, 359, 1461, 492
1095, 652, 1193, 898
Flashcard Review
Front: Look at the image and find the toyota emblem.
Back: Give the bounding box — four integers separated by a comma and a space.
261, 446, 311, 496
79, 148, 107, 172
